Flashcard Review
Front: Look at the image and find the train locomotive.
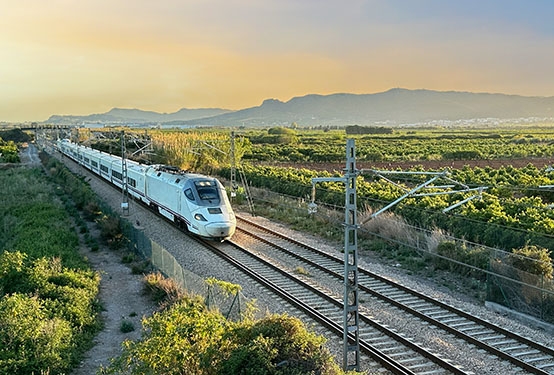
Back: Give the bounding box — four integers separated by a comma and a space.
57, 139, 236, 241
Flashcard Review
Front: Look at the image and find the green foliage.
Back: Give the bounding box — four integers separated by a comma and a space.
442, 149, 483, 160
206, 277, 242, 296
268, 127, 297, 135
0, 252, 100, 374
0, 165, 102, 374
46, 157, 98, 211
0, 137, 20, 163
0, 129, 32, 143
220, 314, 339, 375
143, 272, 184, 304
0, 293, 74, 374
144, 129, 250, 172
239, 126, 554, 163
97, 215, 125, 249
0, 168, 85, 268
508, 245, 553, 279
223, 162, 554, 252
435, 241, 491, 279
101, 297, 344, 375
345, 125, 393, 135
119, 319, 135, 333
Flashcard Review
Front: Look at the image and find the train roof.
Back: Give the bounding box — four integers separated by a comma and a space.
60, 139, 216, 182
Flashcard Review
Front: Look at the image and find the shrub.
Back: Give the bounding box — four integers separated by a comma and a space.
0, 293, 74, 374
98, 215, 124, 249
219, 314, 341, 375
120, 319, 135, 333
143, 272, 184, 304
101, 297, 345, 375
509, 245, 553, 280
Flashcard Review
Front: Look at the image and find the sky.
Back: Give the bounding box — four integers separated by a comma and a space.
2, 0, 554, 122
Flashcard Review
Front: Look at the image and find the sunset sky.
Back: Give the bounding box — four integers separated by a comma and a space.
2, 0, 554, 122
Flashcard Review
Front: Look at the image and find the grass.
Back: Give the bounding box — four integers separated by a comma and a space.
294, 266, 311, 277
0, 168, 86, 268
119, 319, 135, 333
0, 164, 103, 373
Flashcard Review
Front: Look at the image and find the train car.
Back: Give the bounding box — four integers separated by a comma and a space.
56, 139, 236, 240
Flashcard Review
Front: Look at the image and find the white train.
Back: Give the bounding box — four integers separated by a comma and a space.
57, 139, 236, 240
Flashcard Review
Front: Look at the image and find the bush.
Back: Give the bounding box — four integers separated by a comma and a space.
98, 215, 125, 249
0, 252, 100, 374
143, 272, 184, 304
509, 245, 553, 280
220, 314, 340, 375
101, 296, 345, 375
0, 293, 74, 374
120, 319, 135, 333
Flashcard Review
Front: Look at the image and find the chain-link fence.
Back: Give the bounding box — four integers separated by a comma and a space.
488, 253, 554, 324
243, 186, 554, 325
120, 220, 249, 321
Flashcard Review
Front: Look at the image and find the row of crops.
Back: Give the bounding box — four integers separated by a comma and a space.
219, 163, 554, 251
244, 127, 554, 162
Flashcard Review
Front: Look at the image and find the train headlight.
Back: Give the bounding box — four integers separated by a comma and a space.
194, 213, 207, 221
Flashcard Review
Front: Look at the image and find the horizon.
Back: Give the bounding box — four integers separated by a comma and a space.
3, 1, 554, 122
38, 88, 554, 122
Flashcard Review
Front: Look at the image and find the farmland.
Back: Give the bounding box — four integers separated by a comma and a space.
242, 126, 554, 164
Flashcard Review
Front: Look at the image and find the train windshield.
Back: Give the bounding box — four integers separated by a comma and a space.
193, 180, 220, 204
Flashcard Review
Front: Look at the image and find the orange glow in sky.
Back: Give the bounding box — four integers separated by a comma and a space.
2, 0, 554, 122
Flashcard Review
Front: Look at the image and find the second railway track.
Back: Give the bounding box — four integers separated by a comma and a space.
233, 215, 554, 375
200, 235, 468, 375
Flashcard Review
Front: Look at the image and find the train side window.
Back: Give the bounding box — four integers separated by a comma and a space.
112, 170, 123, 180
184, 188, 194, 201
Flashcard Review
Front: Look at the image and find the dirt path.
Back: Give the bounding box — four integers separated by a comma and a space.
21, 144, 158, 374
72, 235, 157, 374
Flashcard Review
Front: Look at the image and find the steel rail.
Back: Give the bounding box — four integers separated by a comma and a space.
237, 214, 554, 375
197, 236, 467, 375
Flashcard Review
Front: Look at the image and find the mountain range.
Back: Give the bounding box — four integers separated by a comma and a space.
45, 88, 554, 127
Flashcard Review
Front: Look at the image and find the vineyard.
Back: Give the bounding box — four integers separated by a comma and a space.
243, 126, 554, 163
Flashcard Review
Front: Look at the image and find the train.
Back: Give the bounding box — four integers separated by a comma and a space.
57, 139, 236, 241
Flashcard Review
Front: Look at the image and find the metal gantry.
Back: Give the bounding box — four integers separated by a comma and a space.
361, 169, 488, 222
311, 139, 360, 371
230, 131, 238, 199
309, 139, 490, 371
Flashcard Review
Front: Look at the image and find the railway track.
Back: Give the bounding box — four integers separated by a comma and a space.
199, 236, 468, 375
235, 215, 554, 375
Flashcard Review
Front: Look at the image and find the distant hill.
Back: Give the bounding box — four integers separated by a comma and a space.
46, 107, 232, 125
182, 89, 554, 127
45, 89, 554, 127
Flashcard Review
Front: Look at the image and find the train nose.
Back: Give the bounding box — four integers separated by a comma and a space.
205, 222, 235, 238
